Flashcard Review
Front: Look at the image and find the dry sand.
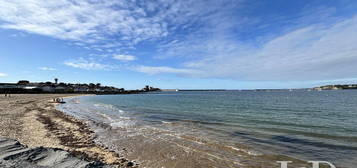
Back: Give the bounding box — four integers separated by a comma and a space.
0, 94, 134, 167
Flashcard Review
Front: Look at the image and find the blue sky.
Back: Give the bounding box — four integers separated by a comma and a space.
1, 0, 357, 89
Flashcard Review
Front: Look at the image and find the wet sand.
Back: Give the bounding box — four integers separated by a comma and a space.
0, 94, 134, 167
93, 122, 312, 168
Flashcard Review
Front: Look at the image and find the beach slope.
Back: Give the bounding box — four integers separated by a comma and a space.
0, 94, 133, 167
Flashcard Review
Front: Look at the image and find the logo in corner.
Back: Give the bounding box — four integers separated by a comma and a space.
277, 161, 336, 168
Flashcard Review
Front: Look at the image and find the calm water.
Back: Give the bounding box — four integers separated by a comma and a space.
59, 90, 357, 168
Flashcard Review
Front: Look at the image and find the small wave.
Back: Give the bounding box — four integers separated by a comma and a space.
110, 121, 135, 128
271, 135, 357, 150
161, 121, 172, 124
98, 113, 115, 122
95, 111, 132, 128
93, 103, 125, 113
68, 98, 80, 104
119, 116, 131, 120
226, 145, 262, 156
180, 119, 226, 126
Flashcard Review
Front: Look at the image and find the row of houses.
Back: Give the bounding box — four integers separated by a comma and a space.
0, 80, 125, 94
142, 85, 161, 92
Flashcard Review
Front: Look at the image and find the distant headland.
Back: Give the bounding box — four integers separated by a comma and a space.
313, 84, 357, 91
0, 78, 160, 94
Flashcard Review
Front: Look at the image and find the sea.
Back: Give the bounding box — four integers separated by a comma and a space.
58, 90, 357, 168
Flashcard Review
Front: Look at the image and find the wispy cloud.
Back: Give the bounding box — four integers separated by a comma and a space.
38, 67, 56, 71
133, 65, 198, 75
0, 73, 7, 77
0, 0, 168, 45
155, 15, 357, 81
0, 0, 239, 50
64, 58, 111, 70
113, 54, 136, 62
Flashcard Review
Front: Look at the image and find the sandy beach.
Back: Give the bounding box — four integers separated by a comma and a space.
0, 94, 134, 167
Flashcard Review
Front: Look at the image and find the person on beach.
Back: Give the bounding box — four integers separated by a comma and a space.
54, 98, 64, 103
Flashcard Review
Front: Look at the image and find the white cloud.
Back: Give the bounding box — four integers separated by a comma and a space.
0, 73, 7, 77
113, 54, 136, 61
0, 0, 238, 51
157, 15, 357, 81
38, 67, 56, 71
0, 0, 169, 44
64, 58, 110, 70
134, 65, 198, 75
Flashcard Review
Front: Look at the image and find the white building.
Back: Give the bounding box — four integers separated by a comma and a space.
41, 86, 55, 92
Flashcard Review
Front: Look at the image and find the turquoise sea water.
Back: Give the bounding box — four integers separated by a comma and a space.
60, 90, 357, 168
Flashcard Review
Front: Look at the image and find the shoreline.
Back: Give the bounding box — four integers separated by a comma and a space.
0, 94, 338, 168
60, 95, 316, 168
0, 94, 134, 167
